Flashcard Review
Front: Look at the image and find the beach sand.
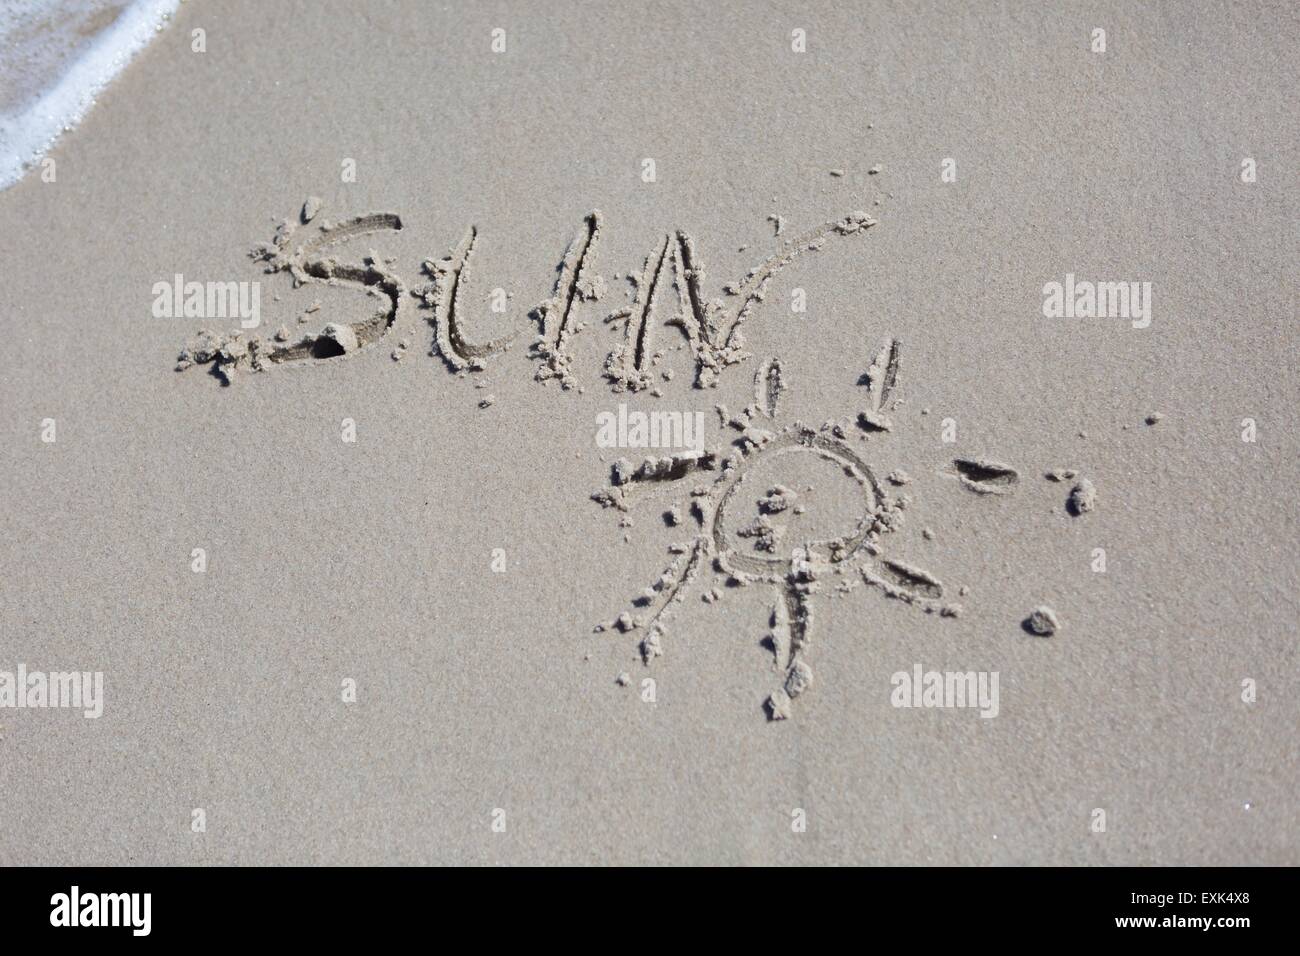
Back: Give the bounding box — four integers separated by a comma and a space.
0, 0, 1296, 864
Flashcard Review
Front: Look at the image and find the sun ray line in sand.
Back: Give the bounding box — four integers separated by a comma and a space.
755, 356, 784, 418
945, 457, 1021, 495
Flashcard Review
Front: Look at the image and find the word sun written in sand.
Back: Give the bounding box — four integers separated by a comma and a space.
175, 197, 876, 388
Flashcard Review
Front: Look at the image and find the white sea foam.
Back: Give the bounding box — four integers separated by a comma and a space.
0, 0, 180, 191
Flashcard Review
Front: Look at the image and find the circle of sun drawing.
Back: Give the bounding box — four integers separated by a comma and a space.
595, 339, 963, 721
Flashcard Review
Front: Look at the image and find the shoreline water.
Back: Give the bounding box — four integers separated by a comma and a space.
0, 0, 181, 191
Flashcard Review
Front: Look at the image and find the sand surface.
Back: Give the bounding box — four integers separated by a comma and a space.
0, 0, 1296, 865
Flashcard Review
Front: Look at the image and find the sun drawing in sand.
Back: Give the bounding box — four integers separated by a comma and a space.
595, 339, 971, 720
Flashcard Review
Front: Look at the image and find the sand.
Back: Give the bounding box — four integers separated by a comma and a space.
0, 0, 1296, 865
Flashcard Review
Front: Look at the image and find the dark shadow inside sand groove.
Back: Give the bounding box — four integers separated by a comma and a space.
951, 458, 1019, 493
